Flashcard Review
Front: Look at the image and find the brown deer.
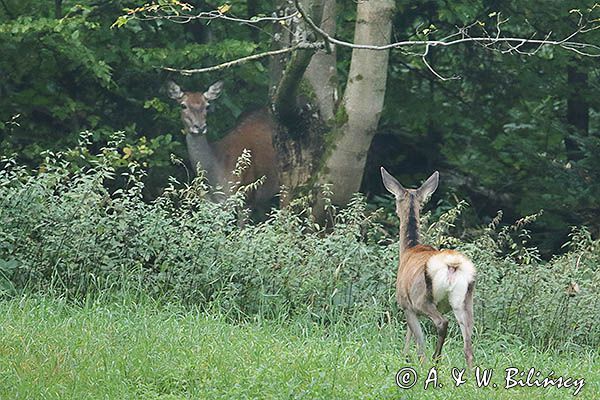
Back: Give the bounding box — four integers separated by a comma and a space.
380, 167, 476, 368
167, 81, 279, 207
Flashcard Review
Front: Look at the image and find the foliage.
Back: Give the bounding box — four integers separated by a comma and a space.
0, 0, 270, 196
1, 0, 599, 252
373, 0, 600, 254
0, 144, 598, 349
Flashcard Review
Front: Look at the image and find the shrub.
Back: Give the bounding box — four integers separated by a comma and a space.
0, 135, 598, 348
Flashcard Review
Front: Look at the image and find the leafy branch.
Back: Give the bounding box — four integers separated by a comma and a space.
126, 1, 600, 78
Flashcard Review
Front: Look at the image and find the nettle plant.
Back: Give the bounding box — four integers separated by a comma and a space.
0, 134, 598, 349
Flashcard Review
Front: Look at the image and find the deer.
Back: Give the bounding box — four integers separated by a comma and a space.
380, 167, 476, 368
166, 80, 279, 208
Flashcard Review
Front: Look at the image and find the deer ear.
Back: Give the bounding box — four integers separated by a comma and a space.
167, 81, 184, 100
204, 81, 223, 101
417, 171, 439, 202
380, 167, 407, 198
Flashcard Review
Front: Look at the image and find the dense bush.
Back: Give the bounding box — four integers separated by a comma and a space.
0, 137, 598, 349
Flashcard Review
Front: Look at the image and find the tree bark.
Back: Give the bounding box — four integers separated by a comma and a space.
565, 65, 588, 161
316, 0, 394, 205
270, 0, 327, 193
55, 0, 62, 19
304, 0, 337, 122
273, 48, 315, 127
271, 45, 325, 192
269, 1, 298, 97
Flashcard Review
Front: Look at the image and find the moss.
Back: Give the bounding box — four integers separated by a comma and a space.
273, 49, 314, 128
313, 103, 351, 182
334, 104, 348, 126
298, 79, 317, 103
308, 125, 346, 188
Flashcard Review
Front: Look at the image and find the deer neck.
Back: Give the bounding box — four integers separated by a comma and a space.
398, 197, 421, 255
185, 133, 224, 186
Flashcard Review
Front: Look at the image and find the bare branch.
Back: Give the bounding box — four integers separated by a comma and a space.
291, 3, 600, 79
125, 4, 298, 26
160, 42, 322, 75
302, 25, 600, 55
293, 0, 332, 53
142, 2, 600, 75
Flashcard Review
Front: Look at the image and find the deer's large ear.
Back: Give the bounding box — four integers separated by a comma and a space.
204, 81, 223, 101
167, 81, 184, 100
416, 171, 439, 202
380, 167, 407, 198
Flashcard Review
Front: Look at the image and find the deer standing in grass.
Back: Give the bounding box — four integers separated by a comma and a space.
380, 167, 475, 368
166, 81, 279, 207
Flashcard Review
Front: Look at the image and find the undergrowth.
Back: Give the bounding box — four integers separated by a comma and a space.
0, 134, 598, 349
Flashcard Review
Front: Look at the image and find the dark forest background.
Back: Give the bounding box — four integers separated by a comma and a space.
1, 0, 599, 256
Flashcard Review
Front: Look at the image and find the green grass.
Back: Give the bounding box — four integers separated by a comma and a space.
0, 297, 597, 399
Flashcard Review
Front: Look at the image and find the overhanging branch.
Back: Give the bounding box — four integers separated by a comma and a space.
160, 42, 322, 75
136, 3, 600, 77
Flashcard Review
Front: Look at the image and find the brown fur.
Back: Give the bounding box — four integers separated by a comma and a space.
397, 245, 436, 305
212, 109, 279, 203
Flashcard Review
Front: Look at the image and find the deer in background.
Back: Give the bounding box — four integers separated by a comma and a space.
380, 168, 476, 368
166, 80, 279, 207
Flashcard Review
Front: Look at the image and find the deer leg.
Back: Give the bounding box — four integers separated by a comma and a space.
420, 302, 448, 362
403, 326, 412, 356
453, 283, 475, 368
404, 309, 426, 363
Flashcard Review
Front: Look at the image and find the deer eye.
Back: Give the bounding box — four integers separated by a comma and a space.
180, 103, 188, 110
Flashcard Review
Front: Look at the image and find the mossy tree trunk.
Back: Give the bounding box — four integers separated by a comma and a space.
270, 0, 331, 197
316, 0, 394, 205
270, 0, 394, 208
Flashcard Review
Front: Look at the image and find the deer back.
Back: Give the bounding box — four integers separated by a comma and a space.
212, 109, 279, 202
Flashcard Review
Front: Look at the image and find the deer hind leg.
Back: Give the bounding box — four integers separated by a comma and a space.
404, 309, 426, 363
403, 326, 412, 356
452, 281, 475, 368
420, 302, 449, 362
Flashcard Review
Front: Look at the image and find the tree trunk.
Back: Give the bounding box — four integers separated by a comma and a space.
565, 65, 588, 161
269, 1, 298, 97
270, 0, 327, 193
247, 0, 260, 42
55, 0, 62, 19
316, 0, 394, 205
304, 0, 337, 122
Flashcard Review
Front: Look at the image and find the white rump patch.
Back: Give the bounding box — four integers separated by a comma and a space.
426, 252, 476, 310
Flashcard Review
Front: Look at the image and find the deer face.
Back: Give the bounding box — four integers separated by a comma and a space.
167, 81, 223, 135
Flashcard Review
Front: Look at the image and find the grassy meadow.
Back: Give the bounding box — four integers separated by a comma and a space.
0, 297, 598, 400
1, 148, 599, 399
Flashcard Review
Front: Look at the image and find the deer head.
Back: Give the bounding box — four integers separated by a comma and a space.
167, 81, 223, 135
381, 168, 439, 243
